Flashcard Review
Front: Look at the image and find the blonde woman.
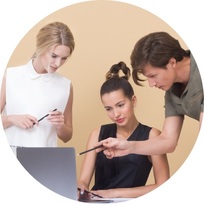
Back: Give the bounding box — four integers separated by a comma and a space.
1, 22, 75, 148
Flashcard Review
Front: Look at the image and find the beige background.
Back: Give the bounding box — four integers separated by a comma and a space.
6, 1, 199, 187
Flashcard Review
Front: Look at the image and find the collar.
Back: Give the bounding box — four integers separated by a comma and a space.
170, 54, 197, 97
182, 54, 196, 94
26, 59, 54, 81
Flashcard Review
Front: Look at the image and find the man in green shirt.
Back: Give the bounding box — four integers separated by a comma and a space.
96, 32, 203, 158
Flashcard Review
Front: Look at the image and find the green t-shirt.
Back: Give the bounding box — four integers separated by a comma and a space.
165, 54, 203, 121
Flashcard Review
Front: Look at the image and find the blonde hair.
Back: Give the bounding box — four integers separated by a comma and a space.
33, 22, 75, 58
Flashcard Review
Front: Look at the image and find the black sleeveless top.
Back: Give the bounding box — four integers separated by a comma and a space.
92, 123, 152, 190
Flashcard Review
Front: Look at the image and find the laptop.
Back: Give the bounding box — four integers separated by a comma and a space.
16, 147, 78, 201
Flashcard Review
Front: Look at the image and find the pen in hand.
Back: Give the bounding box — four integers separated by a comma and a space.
33, 108, 57, 125
77, 145, 104, 156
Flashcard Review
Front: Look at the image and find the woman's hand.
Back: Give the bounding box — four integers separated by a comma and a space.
47, 109, 64, 130
10, 114, 38, 129
77, 182, 91, 200
91, 189, 116, 198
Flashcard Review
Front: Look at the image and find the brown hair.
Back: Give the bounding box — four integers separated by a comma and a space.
130, 32, 190, 86
100, 61, 134, 99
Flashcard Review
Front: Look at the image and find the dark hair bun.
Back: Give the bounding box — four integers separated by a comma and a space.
106, 61, 130, 81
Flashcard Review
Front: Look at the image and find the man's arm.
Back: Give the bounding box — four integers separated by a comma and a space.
97, 116, 184, 157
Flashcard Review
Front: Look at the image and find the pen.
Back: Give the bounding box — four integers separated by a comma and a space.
33, 108, 57, 124
38, 108, 57, 122
77, 188, 103, 198
77, 145, 104, 156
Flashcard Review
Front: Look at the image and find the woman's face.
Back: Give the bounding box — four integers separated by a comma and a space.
101, 89, 136, 126
40, 45, 71, 73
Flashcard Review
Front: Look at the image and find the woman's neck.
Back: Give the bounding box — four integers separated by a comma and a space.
116, 117, 139, 139
32, 58, 47, 74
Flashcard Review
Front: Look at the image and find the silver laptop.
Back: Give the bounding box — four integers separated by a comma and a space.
16, 147, 77, 201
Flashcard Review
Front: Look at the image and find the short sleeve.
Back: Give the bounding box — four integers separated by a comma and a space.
164, 91, 184, 118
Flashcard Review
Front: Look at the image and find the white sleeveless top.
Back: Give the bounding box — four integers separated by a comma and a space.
3, 60, 71, 147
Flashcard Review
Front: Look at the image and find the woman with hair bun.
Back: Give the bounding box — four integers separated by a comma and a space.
77, 61, 169, 199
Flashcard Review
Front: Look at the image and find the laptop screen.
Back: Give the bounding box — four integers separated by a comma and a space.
16, 147, 78, 201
